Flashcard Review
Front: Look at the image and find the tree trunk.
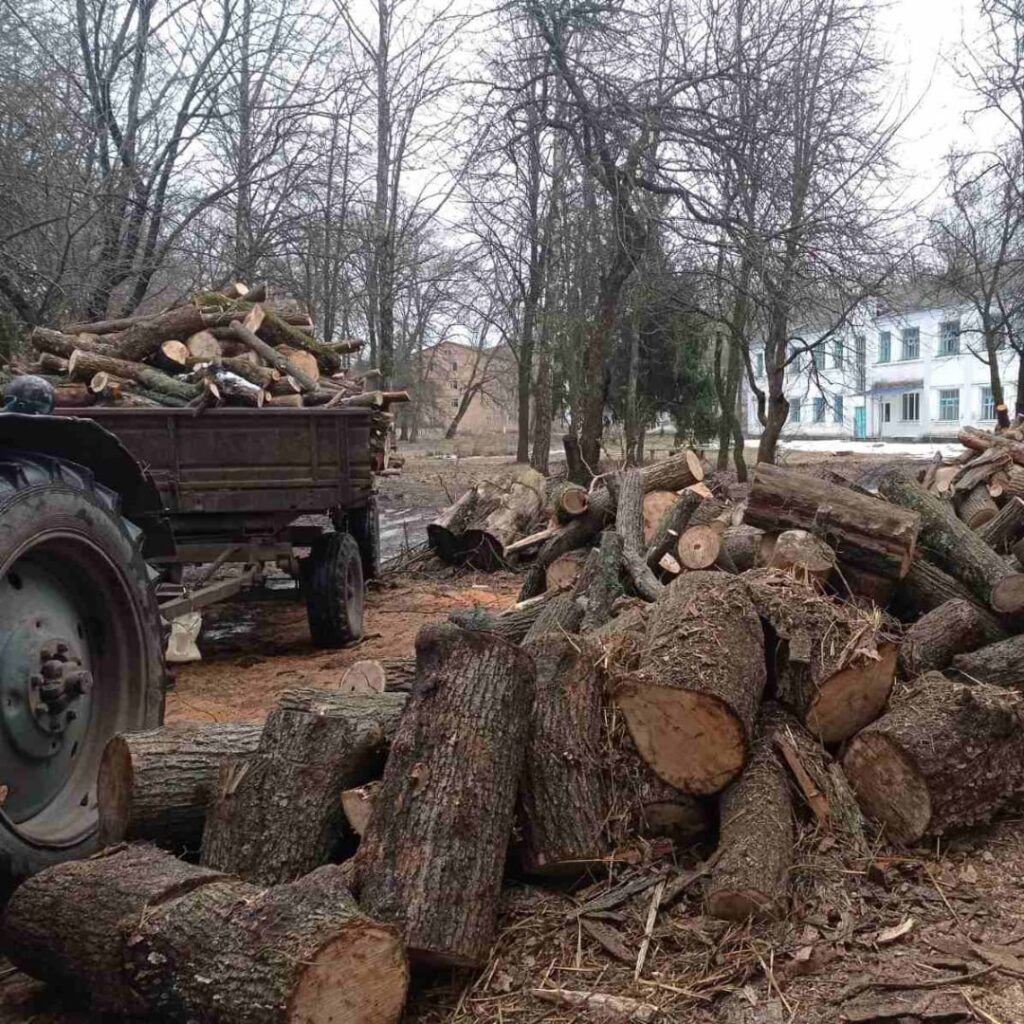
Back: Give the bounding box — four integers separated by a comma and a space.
98, 724, 261, 851
519, 635, 609, 875
67, 349, 200, 402
950, 633, 1024, 687
427, 488, 483, 563
614, 572, 766, 795
676, 526, 722, 570
955, 484, 999, 528
563, 433, 587, 485
550, 481, 589, 523
645, 490, 702, 572
114, 305, 207, 363
892, 557, 1004, 631
544, 551, 589, 592
877, 470, 1024, 614
462, 467, 546, 570
353, 625, 535, 968
615, 469, 663, 602
720, 525, 774, 572
898, 599, 1007, 678
843, 672, 1024, 843
707, 714, 794, 922
959, 424, 1024, 465
746, 569, 896, 743
30, 327, 116, 359
186, 330, 223, 361
978, 496, 1024, 552
229, 320, 319, 392
745, 464, 920, 579
576, 530, 625, 633
523, 592, 584, 640
767, 529, 836, 583
448, 585, 570, 640
201, 691, 407, 884
52, 384, 96, 408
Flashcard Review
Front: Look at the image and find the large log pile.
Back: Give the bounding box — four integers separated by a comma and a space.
7, 282, 405, 472
15, 428, 1024, 1021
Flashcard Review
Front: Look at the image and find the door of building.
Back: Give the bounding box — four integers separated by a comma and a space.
854, 406, 866, 439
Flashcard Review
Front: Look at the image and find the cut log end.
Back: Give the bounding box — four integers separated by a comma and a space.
615, 681, 747, 795
841, 732, 931, 844
676, 525, 721, 570
96, 736, 132, 846
804, 642, 898, 743
990, 573, 1024, 614
291, 922, 408, 1024
768, 529, 836, 582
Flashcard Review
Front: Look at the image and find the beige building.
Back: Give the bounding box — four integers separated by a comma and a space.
419, 340, 517, 434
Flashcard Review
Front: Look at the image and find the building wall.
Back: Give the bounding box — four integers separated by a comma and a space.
744, 302, 1020, 442
421, 340, 517, 435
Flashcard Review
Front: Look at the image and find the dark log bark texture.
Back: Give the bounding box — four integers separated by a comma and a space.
98, 723, 262, 851
745, 463, 920, 579
720, 524, 774, 572
114, 305, 207, 363
615, 468, 664, 601
462, 467, 546, 570
843, 672, 1024, 843
706, 714, 794, 922
877, 470, 1024, 614
68, 348, 200, 401
978, 496, 1024, 552
577, 530, 625, 633
898, 599, 1007, 678
522, 592, 584, 641
354, 624, 535, 968
614, 572, 766, 795
448, 585, 568, 640
950, 633, 1024, 687
201, 691, 406, 884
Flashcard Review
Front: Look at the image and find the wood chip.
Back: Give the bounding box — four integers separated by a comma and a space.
876, 917, 915, 945
531, 988, 660, 1023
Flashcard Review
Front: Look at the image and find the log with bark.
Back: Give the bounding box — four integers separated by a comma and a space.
950, 633, 1024, 687
768, 529, 836, 583
843, 672, 1024, 843
545, 549, 590, 591
52, 383, 95, 407
746, 569, 897, 742
641, 490, 679, 541
67, 348, 200, 402
744, 463, 920, 579
229, 317, 319, 392
352, 624, 535, 968
550, 480, 590, 523
98, 723, 262, 851
898, 599, 1007, 678
959, 424, 1024, 467
892, 557, 1004, 629
201, 690, 407, 884
0, 843, 408, 1023
149, 339, 190, 374
614, 571, 766, 795
877, 470, 1024, 614
574, 530, 625, 633
644, 489, 702, 572
706, 711, 794, 922
522, 591, 584, 640
114, 305, 207, 363
30, 326, 117, 359
185, 329, 223, 361
614, 468, 664, 602
461, 467, 546, 570
426, 484, 501, 563
720, 524, 775, 572
954, 483, 999, 528
978, 496, 1024, 552
448, 585, 570, 640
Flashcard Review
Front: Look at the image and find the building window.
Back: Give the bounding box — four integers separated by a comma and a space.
938, 388, 960, 421
938, 320, 961, 356
982, 386, 996, 420
901, 391, 920, 421
813, 348, 827, 372
884, 402, 892, 423
833, 340, 844, 369
901, 327, 920, 360
790, 398, 801, 423
451, 359, 458, 371
855, 334, 866, 391
451, 398, 459, 409
813, 397, 826, 422
878, 331, 891, 363
833, 394, 844, 423
450, 380, 459, 390
756, 352, 765, 377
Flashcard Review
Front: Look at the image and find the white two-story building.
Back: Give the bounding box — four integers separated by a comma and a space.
743, 293, 1020, 442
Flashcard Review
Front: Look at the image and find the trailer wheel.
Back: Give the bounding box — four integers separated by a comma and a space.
343, 495, 380, 579
304, 532, 365, 648
0, 453, 164, 895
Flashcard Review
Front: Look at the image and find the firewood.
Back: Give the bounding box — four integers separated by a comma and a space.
645, 489, 702, 571
257, 307, 343, 374
229, 316, 319, 392
707, 712, 794, 922
52, 383, 95, 407
520, 635, 610, 875
341, 781, 379, 836
37, 351, 68, 374
898, 599, 1007, 678
951, 447, 1011, 493
201, 691, 406, 884
614, 572, 766, 795
546, 549, 590, 590
448, 585, 569, 640
720, 524, 774, 572
954, 483, 999, 528
745, 463, 920, 579
149, 339, 189, 374
877, 470, 1024, 614
30, 326, 116, 359
996, 464, 1024, 498
339, 660, 386, 695
114, 305, 207, 363
959, 424, 1024, 466
276, 344, 320, 383
462, 467, 546, 570
641, 490, 678, 542
843, 672, 1024, 842
950, 633, 1024, 687
68, 348, 200, 402
978, 496, 1024, 552
216, 355, 278, 387
550, 480, 590, 523
746, 569, 896, 742
198, 365, 264, 406
353, 624, 535, 968
768, 528, 836, 583
676, 524, 721, 569
522, 592, 583, 640
893, 557, 1003, 630
185, 330, 223, 361
427, 482, 504, 564
615, 469, 664, 601
97, 723, 262, 851
577, 530, 626, 632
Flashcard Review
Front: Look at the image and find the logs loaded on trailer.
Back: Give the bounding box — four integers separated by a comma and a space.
9, 281, 404, 474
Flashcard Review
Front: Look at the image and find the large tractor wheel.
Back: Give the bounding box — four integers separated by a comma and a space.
304, 532, 365, 648
0, 453, 164, 895
339, 495, 380, 580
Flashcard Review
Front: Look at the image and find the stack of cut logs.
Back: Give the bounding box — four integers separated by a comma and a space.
10, 434, 1024, 1023
12, 281, 407, 473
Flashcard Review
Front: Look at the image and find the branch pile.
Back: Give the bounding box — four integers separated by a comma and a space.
9, 281, 406, 473
13, 432, 1024, 1022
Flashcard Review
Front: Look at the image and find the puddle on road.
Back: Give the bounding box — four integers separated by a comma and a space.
380, 506, 436, 559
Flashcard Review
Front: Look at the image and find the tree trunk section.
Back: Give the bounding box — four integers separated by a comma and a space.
720, 525, 774, 572
353, 624, 535, 968
767, 529, 836, 583
959, 424, 1024, 467
201, 691, 406, 884
892, 557, 1003, 632
577, 530, 625, 632
114, 305, 207, 363
978, 496, 1024, 552
746, 569, 896, 742
843, 672, 1024, 843
522, 592, 584, 641
898, 599, 1007, 678
462, 467, 546, 570
98, 723, 261, 851
520, 635, 609, 875
745, 463, 919, 578
448, 586, 569, 641
951, 633, 1024, 687
955, 484, 999, 528
615, 469, 664, 601
614, 572, 766, 795
550, 481, 589, 523
676, 525, 722, 570
67, 349, 200, 401
645, 489, 702, 572
563, 433, 587, 485
877, 470, 1024, 614
706, 714, 794, 922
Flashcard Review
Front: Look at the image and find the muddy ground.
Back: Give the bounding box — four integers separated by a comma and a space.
5, 441, 1024, 1023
